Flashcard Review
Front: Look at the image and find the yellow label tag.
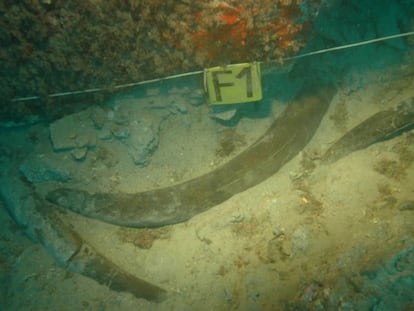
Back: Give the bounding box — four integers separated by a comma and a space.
205, 62, 262, 105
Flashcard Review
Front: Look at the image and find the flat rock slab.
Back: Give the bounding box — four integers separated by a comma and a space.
19, 158, 72, 183
49, 108, 98, 151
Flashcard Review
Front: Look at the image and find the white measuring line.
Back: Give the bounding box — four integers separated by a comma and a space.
11, 31, 414, 102
282, 31, 414, 61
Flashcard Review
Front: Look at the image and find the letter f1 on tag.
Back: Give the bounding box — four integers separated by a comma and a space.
204, 62, 262, 105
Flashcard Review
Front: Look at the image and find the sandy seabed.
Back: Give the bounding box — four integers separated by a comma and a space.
1, 54, 414, 311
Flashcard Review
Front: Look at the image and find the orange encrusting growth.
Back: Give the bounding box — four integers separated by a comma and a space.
186, 1, 308, 65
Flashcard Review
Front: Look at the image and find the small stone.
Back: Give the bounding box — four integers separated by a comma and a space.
107, 110, 115, 121
71, 147, 88, 161
75, 135, 92, 148
189, 98, 203, 106
126, 136, 158, 166
112, 127, 130, 140
125, 122, 160, 166
210, 108, 238, 121
173, 102, 188, 114
89, 106, 107, 129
